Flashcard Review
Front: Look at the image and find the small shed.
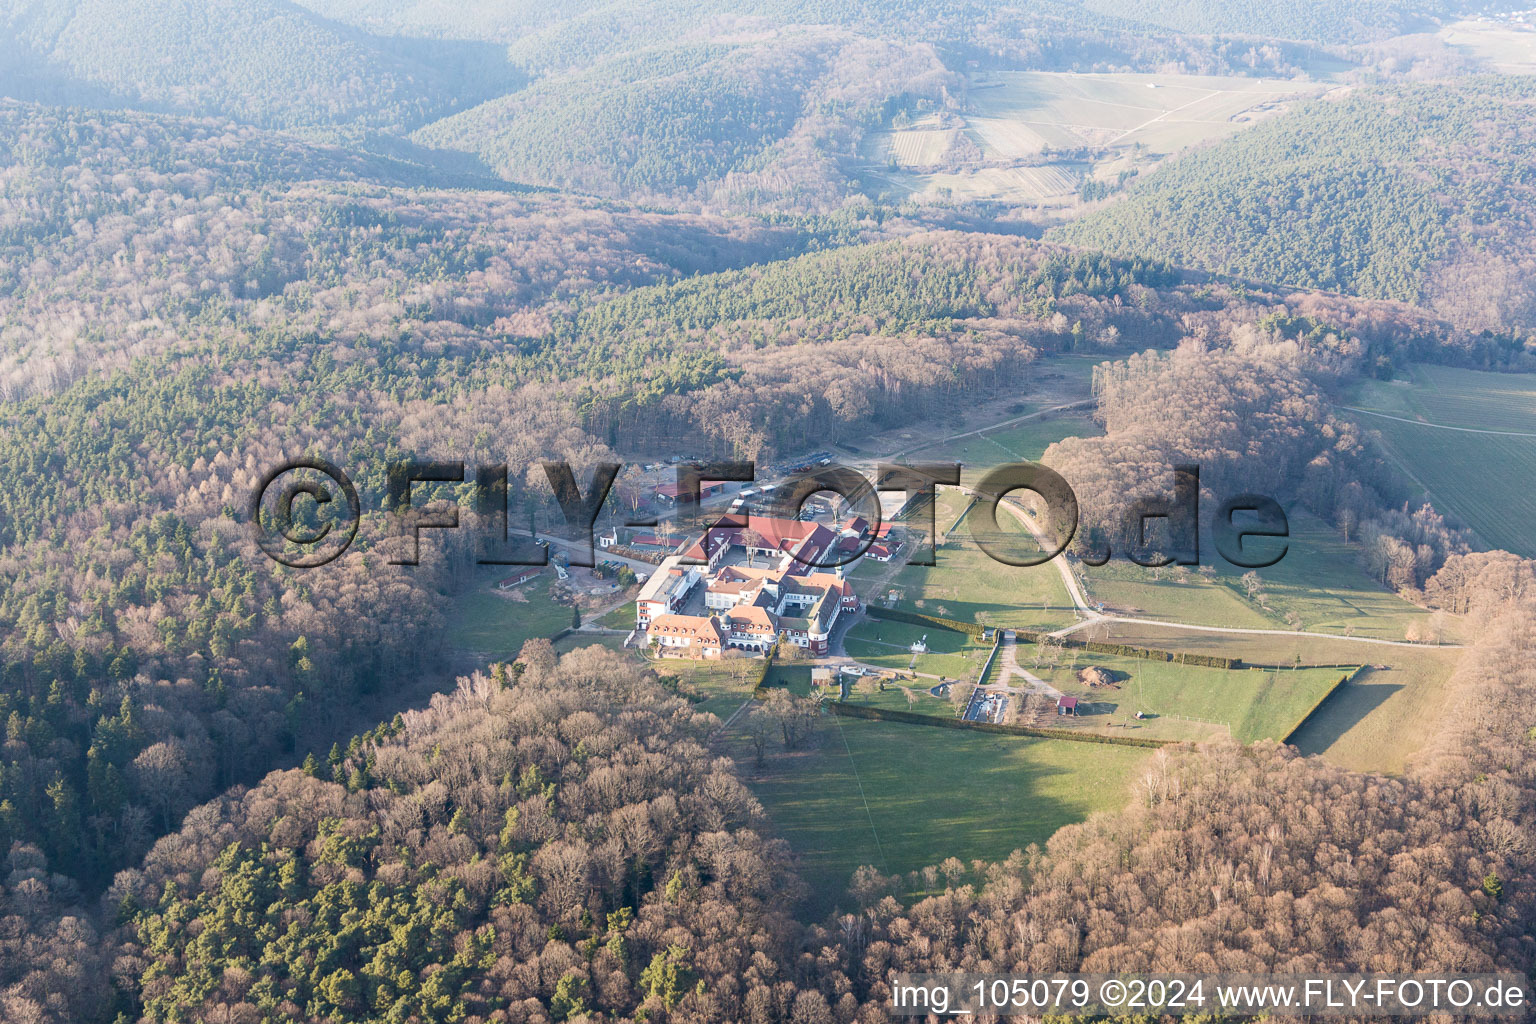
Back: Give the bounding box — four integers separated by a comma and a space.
811, 667, 835, 688
497, 567, 544, 590
1056, 696, 1079, 717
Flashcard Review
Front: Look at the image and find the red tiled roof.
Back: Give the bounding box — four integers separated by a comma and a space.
649, 614, 723, 644
726, 606, 777, 635
682, 515, 835, 565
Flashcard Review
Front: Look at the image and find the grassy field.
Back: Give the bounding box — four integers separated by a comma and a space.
846, 410, 1089, 634
447, 575, 574, 661
1081, 511, 1453, 641
552, 633, 629, 656
1082, 562, 1275, 630
1349, 365, 1536, 556
863, 71, 1324, 204
855, 524, 1075, 632
1024, 648, 1353, 743
843, 620, 992, 679
1078, 621, 1465, 774
597, 600, 637, 629
730, 715, 1150, 912
652, 655, 764, 720
900, 411, 1103, 477
1353, 364, 1536, 432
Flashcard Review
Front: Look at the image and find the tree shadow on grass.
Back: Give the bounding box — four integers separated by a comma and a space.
1286, 668, 1402, 754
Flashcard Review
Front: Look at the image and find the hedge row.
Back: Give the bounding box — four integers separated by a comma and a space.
1065, 639, 1240, 669
865, 605, 985, 639
750, 643, 782, 699
1279, 669, 1359, 745
1008, 628, 1241, 669
826, 701, 1172, 748
869, 609, 1239, 668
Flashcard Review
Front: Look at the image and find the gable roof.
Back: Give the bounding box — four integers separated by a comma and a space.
649, 614, 723, 644
682, 514, 836, 566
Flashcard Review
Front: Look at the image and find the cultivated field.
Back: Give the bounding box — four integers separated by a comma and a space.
970, 72, 1319, 154
1355, 364, 1536, 431
1350, 365, 1536, 557
862, 71, 1325, 204
1440, 19, 1536, 73
1371, 426, 1536, 557
881, 127, 957, 167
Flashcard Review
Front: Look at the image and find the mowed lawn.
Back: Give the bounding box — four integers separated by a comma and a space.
448, 576, 574, 661
598, 600, 638, 629
1078, 621, 1466, 774
654, 656, 762, 720
836, 674, 962, 718
843, 620, 990, 679
733, 716, 1150, 912
859, 504, 1076, 632
1350, 365, 1536, 557
1029, 650, 1353, 743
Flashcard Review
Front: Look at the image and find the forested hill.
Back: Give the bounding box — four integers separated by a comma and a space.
412, 36, 952, 206
0, 0, 519, 130
1052, 77, 1536, 334
0, 90, 1518, 916
1073, 0, 1462, 43
295, 0, 1321, 78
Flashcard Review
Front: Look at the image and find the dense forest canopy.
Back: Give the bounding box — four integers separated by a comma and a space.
1074, 0, 1466, 43
292, 0, 1322, 75
412, 35, 953, 207
1055, 77, 1536, 334
0, 0, 522, 131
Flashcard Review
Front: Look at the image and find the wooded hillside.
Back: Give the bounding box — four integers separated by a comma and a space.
1055, 78, 1536, 334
